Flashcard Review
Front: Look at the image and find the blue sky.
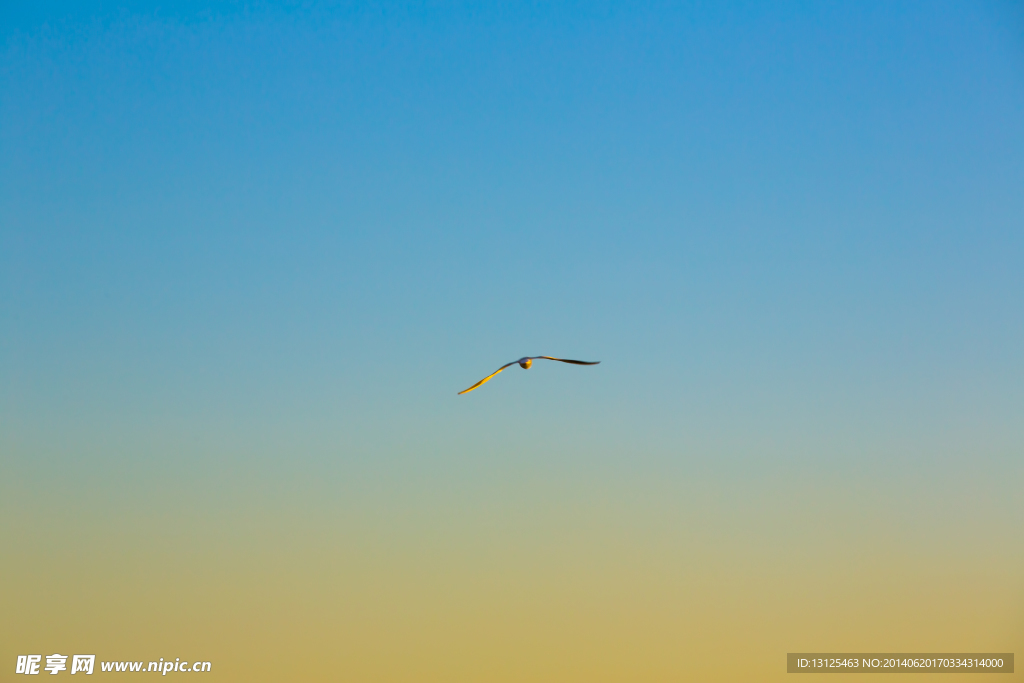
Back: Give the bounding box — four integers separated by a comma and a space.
2, 0, 1023, 497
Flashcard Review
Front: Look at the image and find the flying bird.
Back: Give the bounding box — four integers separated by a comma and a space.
458, 356, 600, 395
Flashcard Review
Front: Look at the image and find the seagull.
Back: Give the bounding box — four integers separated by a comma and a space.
458, 356, 600, 395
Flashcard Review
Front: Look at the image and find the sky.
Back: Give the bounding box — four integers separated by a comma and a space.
2, 2, 1023, 681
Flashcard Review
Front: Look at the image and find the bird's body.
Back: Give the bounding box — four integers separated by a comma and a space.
459, 356, 599, 394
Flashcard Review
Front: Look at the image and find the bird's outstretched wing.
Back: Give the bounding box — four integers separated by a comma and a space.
532, 356, 601, 365
458, 361, 518, 395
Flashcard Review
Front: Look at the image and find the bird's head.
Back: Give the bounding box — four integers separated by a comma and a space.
518, 358, 532, 369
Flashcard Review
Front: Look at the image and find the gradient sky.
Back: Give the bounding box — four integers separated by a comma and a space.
2, 2, 1023, 681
